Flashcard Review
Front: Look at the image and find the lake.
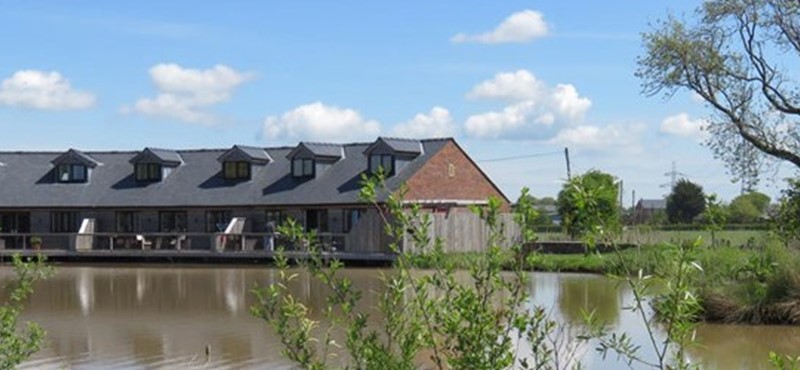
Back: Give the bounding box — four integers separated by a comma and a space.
2, 265, 799, 369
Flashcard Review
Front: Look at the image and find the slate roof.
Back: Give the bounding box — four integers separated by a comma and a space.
51, 149, 101, 168
295, 142, 344, 159
0, 138, 452, 208
235, 145, 272, 163
129, 148, 183, 166
218, 145, 272, 164
147, 148, 183, 165
637, 199, 667, 209
379, 137, 423, 154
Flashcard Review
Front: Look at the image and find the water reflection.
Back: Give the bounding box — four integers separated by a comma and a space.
556, 274, 620, 325
0, 266, 796, 369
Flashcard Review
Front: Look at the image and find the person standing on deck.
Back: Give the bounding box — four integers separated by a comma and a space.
264, 221, 276, 251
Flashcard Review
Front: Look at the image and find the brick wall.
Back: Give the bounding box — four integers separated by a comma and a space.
404, 140, 509, 207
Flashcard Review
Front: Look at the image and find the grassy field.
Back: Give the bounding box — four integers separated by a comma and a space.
536, 228, 770, 248
421, 234, 800, 324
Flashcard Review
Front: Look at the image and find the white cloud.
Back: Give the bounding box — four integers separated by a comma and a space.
451, 10, 549, 44
390, 106, 456, 138
660, 113, 708, 140
550, 123, 644, 151
551, 84, 592, 121
0, 70, 95, 110
123, 63, 253, 125
465, 101, 543, 139
262, 102, 381, 142
464, 70, 592, 140
466, 70, 544, 102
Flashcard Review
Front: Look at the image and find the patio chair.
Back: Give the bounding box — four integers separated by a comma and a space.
136, 234, 153, 250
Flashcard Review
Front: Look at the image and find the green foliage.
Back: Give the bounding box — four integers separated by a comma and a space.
516, 194, 555, 226
252, 172, 792, 369
0, 254, 53, 369
637, 0, 800, 186
252, 174, 595, 370
666, 179, 706, 224
572, 178, 703, 370
770, 351, 800, 370
728, 191, 770, 224
701, 194, 727, 247
557, 170, 621, 239
772, 179, 800, 246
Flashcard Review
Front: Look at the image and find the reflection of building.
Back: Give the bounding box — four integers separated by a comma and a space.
633, 199, 667, 224
0, 137, 507, 254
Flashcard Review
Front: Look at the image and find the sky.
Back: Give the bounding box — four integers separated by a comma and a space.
0, 0, 794, 204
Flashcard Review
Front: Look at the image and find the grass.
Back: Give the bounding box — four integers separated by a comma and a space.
536, 228, 769, 249
410, 246, 664, 274
415, 233, 800, 325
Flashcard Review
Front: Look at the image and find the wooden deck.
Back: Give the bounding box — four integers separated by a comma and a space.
0, 249, 397, 266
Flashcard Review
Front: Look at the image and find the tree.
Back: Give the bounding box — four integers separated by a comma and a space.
773, 179, 800, 245
666, 179, 706, 224
638, 1, 800, 186
0, 254, 52, 368
728, 191, 771, 223
557, 170, 620, 238
702, 194, 728, 247
252, 177, 598, 370
516, 195, 556, 226
253, 175, 705, 370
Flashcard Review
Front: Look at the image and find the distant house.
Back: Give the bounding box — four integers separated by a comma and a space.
536, 204, 561, 225
0, 137, 508, 254
634, 199, 667, 224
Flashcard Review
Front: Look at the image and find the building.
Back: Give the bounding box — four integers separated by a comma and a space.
0, 137, 508, 255
633, 199, 667, 224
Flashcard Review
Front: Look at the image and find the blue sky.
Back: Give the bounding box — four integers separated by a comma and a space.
0, 0, 791, 203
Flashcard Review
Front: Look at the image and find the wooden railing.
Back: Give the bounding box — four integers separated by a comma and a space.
0, 232, 348, 252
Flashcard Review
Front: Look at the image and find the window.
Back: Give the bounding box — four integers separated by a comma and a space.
343, 209, 363, 233
57, 164, 88, 183
207, 210, 232, 232
159, 211, 187, 233
263, 210, 285, 232
51, 211, 79, 233
135, 163, 162, 182
0, 212, 30, 233
305, 209, 329, 233
223, 161, 251, 180
265, 210, 285, 226
292, 158, 314, 177
369, 154, 394, 175
116, 211, 139, 233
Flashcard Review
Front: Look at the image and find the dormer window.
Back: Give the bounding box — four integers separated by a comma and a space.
51, 149, 99, 184
218, 145, 271, 181
364, 137, 421, 177
292, 158, 314, 177
223, 161, 251, 180
369, 154, 394, 175
135, 163, 162, 182
130, 148, 182, 183
57, 164, 87, 183
286, 142, 342, 179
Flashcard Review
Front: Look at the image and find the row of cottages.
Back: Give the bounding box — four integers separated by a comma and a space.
0, 137, 509, 254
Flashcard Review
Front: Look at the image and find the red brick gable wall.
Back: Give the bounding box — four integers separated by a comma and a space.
404, 140, 509, 207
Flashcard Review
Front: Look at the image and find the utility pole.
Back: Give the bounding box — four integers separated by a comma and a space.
564, 147, 571, 181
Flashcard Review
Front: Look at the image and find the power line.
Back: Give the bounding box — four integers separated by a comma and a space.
660, 161, 686, 191
477, 150, 562, 163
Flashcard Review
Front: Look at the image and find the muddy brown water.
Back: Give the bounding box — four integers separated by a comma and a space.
0, 265, 797, 369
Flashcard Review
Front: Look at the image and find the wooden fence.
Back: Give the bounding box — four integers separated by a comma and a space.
402, 213, 521, 253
